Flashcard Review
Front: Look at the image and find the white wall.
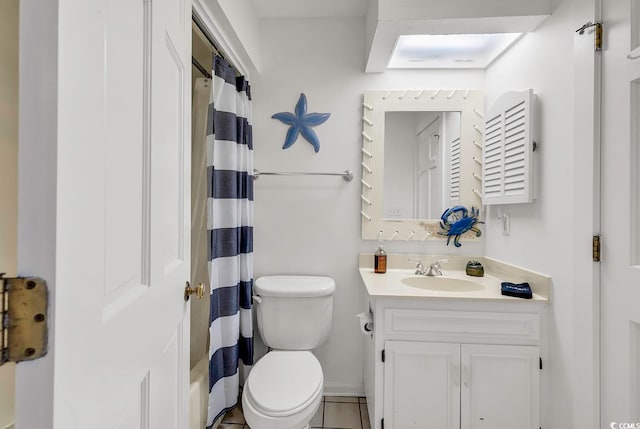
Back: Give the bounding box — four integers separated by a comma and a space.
217, 0, 261, 72
252, 17, 485, 395
0, 0, 18, 426
484, 0, 576, 426
377, 0, 556, 21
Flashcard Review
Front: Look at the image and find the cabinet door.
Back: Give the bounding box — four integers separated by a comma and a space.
461, 344, 539, 429
384, 341, 460, 429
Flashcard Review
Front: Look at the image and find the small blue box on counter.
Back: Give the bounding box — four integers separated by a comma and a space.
501, 282, 533, 299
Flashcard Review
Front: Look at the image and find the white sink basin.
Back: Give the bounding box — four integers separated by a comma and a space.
401, 276, 484, 292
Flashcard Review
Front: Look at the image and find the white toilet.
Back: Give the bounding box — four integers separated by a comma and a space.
242, 275, 335, 429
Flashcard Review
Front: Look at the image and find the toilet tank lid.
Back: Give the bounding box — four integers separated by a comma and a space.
255, 276, 335, 298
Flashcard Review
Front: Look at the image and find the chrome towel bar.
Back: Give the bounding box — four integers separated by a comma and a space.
253, 169, 353, 182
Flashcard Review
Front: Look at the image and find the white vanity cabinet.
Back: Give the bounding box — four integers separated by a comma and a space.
384, 341, 461, 428
461, 344, 539, 429
363, 301, 545, 429
384, 341, 539, 429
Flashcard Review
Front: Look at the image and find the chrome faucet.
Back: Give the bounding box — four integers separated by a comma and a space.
410, 259, 448, 276
413, 260, 428, 276
425, 259, 448, 276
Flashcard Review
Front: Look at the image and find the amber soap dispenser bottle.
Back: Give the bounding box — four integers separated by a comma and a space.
374, 239, 387, 274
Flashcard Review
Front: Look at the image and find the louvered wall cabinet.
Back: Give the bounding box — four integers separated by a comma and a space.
483, 89, 537, 205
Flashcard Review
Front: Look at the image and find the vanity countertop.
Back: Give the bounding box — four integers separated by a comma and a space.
359, 253, 550, 302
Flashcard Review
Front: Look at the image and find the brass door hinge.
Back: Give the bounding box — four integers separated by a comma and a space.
1, 274, 48, 365
595, 22, 603, 51
576, 21, 603, 51
593, 235, 601, 262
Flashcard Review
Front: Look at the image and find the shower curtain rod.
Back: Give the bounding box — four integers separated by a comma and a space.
192, 57, 212, 79
192, 13, 241, 76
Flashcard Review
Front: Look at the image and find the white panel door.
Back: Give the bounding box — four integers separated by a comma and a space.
16, 1, 191, 428
601, 0, 640, 424
384, 341, 460, 429
461, 344, 539, 429
417, 118, 442, 219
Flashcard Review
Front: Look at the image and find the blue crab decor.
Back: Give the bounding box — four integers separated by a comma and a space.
272, 93, 330, 153
438, 206, 483, 247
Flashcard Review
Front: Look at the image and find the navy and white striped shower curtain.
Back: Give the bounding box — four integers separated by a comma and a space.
206, 55, 254, 428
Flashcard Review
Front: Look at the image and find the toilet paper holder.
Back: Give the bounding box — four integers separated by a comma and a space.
356, 312, 374, 335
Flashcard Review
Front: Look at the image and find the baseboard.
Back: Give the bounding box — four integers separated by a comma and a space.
323, 381, 365, 397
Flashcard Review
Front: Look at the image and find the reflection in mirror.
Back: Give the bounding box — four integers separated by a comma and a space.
384, 111, 461, 220
361, 90, 483, 240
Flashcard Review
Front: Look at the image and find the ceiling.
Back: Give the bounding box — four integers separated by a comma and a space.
250, 0, 368, 18
246, 0, 553, 71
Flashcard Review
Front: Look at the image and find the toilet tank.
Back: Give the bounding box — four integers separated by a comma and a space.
254, 276, 335, 350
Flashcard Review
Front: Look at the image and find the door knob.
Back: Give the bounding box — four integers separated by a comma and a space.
184, 282, 205, 301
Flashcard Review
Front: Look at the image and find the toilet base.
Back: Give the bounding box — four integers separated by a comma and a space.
241, 388, 322, 429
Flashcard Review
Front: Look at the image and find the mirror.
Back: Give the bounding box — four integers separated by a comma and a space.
384, 110, 461, 220
361, 90, 483, 240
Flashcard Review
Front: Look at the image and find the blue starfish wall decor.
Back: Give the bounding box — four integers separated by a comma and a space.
272, 93, 330, 153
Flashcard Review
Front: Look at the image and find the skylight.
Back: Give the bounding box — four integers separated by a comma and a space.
388, 33, 522, 69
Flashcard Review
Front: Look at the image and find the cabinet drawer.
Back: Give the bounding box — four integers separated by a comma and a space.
384, 309, 540, 342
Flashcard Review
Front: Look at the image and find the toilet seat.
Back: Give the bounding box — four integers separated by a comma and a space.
244, 350, 323, 418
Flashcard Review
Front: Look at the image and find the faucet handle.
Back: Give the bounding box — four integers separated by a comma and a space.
429, 259, 448, 276
408, 258, 427, 275
408, 258, 424, 268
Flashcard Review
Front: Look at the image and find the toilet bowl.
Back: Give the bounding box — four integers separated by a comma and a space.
241, 276, 335, 429
242, 351, 323, 429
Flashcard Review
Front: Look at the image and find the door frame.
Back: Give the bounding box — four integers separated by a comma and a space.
15, 0, 58, 427
571, 0, 602, 428
192, 0, 255, 80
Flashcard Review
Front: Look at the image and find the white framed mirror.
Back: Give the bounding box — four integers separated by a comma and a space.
361, 90, 484, 240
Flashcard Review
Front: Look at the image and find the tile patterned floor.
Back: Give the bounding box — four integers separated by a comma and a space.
219, 396, 371, 429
